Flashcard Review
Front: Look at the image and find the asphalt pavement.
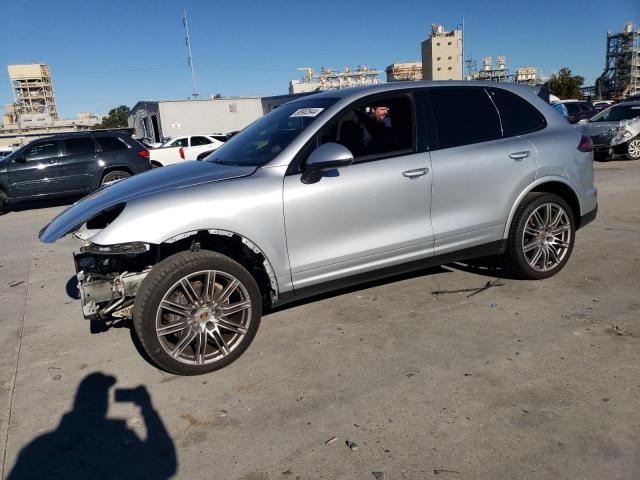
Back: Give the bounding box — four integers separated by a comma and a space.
1, 161, 639, 479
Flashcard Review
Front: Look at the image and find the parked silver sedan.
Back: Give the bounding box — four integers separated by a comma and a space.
576, 101, 640, 160
40, 81, 598, 375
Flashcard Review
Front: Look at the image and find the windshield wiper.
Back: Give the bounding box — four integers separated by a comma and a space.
211, 158, 242, 166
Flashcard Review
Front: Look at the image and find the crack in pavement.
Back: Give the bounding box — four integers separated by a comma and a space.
1, 211, 37, 479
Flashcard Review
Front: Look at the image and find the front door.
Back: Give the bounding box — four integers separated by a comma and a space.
283, 92, 434, 290
8, 139, 63, 198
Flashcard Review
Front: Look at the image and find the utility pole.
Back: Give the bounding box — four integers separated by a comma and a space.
461, 17, 465, 80
183, 9, 198, 98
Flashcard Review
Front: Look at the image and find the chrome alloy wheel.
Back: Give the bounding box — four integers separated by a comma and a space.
628, 138, 640, 159
522, 203, 572, 272
155, 270, 252, 365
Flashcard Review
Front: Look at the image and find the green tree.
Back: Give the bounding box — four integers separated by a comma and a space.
546, 68, 585, 99
93, 105, 130, 129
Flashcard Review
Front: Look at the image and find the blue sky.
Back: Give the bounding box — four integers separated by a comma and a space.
0, 0, 638, 118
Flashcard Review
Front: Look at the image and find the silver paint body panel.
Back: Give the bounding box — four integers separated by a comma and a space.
39, 81, 597, 298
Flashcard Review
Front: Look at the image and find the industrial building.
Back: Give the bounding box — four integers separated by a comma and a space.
421, 24, 463, 81
385, 62, 423, 82
289, 66, 382, 94
464, 56, 544, 86
128, 93, 308, 144
596, 22, 640, 100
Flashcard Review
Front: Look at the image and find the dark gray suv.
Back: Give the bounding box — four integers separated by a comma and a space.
0, 131, 152, 212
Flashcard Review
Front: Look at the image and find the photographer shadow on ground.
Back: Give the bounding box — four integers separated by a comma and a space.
7, 372, 177, 480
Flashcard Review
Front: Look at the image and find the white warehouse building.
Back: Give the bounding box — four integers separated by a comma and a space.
128, 94, 307, 144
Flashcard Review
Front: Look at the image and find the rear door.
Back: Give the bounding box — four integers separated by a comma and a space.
8, 139, 63, 198
421, 86, 538, 255
60, 136, 99, 192
95, 136, 133, 175
189, 136, 214, 158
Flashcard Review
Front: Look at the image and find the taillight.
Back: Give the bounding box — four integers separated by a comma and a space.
578, 135, 593, 153
179, 147, 185, 159
137, 149, 150, 158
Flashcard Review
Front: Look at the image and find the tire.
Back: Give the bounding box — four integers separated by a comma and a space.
626, 137, 640, 160
0, 190, 6, 213
101, 170, 131, 186
133, 250, 262, 375
505, 192, 575, 280
197, 151, 213, 161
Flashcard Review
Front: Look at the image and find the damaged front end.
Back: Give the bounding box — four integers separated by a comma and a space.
73, 236, 155, 320
579, 117, 640, 159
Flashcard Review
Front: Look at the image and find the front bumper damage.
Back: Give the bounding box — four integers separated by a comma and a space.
584, 118, 640, 159
73, 240, 153, 319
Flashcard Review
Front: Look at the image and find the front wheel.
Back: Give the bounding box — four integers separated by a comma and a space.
627, 137, 640, 160
133, 251, 262, 375
505, 193, 575, 280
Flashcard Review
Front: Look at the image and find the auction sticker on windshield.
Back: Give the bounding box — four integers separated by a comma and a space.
290, 108, 324, 117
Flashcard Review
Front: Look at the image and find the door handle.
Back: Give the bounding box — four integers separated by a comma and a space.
402, 168, 429, 178
509, 151, 530, 160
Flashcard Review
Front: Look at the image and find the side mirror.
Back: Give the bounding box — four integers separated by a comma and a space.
301, 142, 353, 184
13, 154, 26, 163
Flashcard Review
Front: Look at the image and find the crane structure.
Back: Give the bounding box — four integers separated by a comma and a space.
8, 63, 58, 120
596, 22, 640, 100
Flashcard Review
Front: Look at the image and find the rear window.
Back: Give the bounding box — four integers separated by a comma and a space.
429, 87, 502, 149
489, 88, 547, 136
97, 136, 128, 152
65, 137, 95, 156
564, 103, 580, 115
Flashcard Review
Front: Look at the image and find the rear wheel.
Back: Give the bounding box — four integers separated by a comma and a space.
133, 250, 262, 375
0, 190, 6, 213
627, 137, 640, 160
101, 170, 131, 186
505, 193, 575, 280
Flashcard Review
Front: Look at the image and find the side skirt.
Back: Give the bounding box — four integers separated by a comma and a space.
276, 240, 507, 307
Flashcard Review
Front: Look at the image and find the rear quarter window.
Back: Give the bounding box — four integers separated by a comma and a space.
489, 88, 547, 136
97, 136, 128, 152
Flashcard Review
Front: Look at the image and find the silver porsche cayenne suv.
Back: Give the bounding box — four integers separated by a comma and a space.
40, 81, 598, 375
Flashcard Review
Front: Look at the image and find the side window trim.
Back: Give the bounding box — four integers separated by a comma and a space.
484, 89, 504, 137
286, 89, 419, 176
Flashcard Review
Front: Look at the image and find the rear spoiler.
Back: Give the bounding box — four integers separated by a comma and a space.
535, 86, 551, 104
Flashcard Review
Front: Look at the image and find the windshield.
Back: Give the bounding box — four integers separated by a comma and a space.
206, 97, 338, 167
589, 105, 640, 122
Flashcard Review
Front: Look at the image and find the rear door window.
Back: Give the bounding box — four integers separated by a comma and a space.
24, 141, 59, 161
64, 137, 96, 156
429, 87, 502, 149
97, 136, 128, 152
191, 136, 212, 146
488, 88, 547, 136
